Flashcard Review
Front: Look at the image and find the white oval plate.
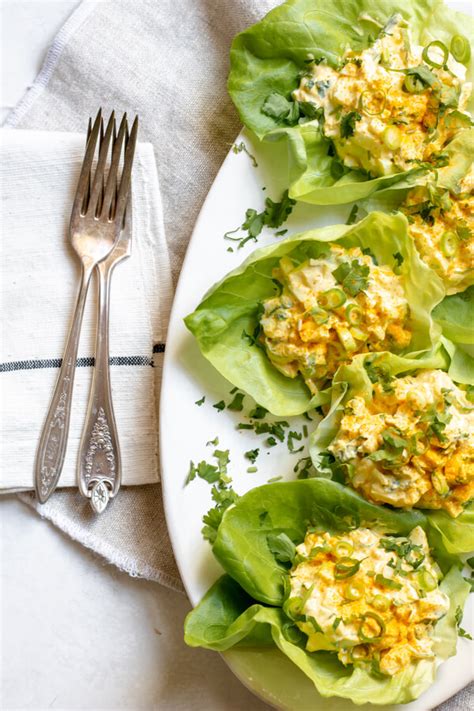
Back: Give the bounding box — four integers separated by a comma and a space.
160, 10, 473, 703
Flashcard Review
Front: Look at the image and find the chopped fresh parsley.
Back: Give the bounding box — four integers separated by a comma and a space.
224, 190, 296, 249
455, 606, 473, 641
202, 485, 239, 543
232, 141, 258, 167
195, 396, 205, 406
227, 392, 245, 412
245, 448, 260, 464
249, 405, 268, 420
332, 259, 370, 296
340, 111, 361, 139
213, 400, 226, 412
393, 251, 404, 267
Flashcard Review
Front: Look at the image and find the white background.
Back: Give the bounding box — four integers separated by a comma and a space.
0, 2, 269, 709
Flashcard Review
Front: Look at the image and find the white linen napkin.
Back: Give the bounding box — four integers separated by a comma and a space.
0, 128, 173, 492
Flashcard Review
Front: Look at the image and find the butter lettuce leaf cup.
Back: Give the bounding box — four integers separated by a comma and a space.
185, 212, 444, 416
308, 352, 474, 553
228, 0, 474, 205
184, 479, 469, 706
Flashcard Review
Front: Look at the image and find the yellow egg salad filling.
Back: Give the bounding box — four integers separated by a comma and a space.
293, 15, 472, 177
288, 526, 449, 677
401, 173, 474, 294
260, 245, 411, 394
329, 370, 474, 516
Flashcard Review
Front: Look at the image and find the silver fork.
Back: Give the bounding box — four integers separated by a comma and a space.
34, 109, 137, 504
77, 114, 137, 513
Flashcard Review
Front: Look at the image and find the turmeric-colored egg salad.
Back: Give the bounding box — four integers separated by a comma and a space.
260, 246, 412, 394
401, 175, 474, 294
328, 370, 474, 517
288, 526, 449, 677
292, 14, 472, 178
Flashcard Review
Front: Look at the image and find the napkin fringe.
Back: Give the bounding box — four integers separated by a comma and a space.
18, 491, 185, 593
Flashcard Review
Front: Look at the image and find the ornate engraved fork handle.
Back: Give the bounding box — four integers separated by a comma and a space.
35, 263, 93, 503
78, 260, 121, 513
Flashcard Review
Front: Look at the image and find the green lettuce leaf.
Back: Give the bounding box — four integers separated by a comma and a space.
308, 352, 474, 553
185, 479, 469, 705
434, 287, 474, 345
228, 0, 474, 205
185, 212, 445, 416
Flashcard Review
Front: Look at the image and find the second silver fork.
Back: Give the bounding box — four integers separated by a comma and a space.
78, 114, 138, 513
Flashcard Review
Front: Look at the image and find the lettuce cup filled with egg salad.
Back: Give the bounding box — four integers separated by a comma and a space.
228, 0, 473, 205
309, 351, 474, 553
184, 479, 470, 706
185, 212, 444, 416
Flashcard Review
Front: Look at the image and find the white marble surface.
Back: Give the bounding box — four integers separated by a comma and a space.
0, 2, 269, 709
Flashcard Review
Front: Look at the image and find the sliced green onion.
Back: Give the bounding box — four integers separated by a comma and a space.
319, 288, 347, 310
375, 573, 402, 590
359, 612, 386, 643
431, 470, 450, 496
350, 326, 368, 341
282, 621, 305, 644
334, 557, 361, 580
404, 74, 425, 94
440, 230, 459, 257
336, 325, 357, 352
450, 34, 471, 65
307, 616, 323, 633
360, 89, 386, 116
345, 580, 364, 601
310, 544, 331, 557
422, 40, 449, 69
383, 125, 402, 150
417, 568, 438, 592
335, 540, 354, 558
372, 594, 391, 612
345, 304, 363, 325
310, 306, 329, 324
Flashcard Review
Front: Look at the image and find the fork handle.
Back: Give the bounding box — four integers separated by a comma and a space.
77, 261, 121, 513
35, 264, 93, 503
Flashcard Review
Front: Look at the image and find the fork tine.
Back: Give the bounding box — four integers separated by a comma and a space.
101, 113, 128, 221
87, 111, 115, 217
81, 117, 93, 214
72, 109, 102, 218
114, 116, 138, 224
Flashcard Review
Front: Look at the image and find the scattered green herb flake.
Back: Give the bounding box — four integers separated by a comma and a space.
213, 400, 226, 412
267, 475, 283, 483
206, 437, 219, 447
267, 532, 296, 564
195, 396, 205, 406
245, 448, 260, 464
332, 617, 342, 630
266, 436, 278, 447
232, 141, 258, 167
185, 461, 197, 485
226, 247, 234, 253
346, 204, 359, 225
340, 111, 362, 138
303, 425, 308, 438
228, 392, 245, 412
332, 259, 370, 296
247, 466, 258, 473
224, 191, 295, 250
195, 461, 221, 484
393, 251, 404, 267
249, 405, 268, 420
229, 386, 238, 395
288, 430, 304, 453
293, 457, 314, 479
202, 485, 239, 543
237, 423, 254, 431
275, 229, 288, 237
455, 606, 473, 640
303, 411, 313, 421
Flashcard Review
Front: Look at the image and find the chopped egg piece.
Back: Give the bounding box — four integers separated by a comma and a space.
292, 15, 472, 177
289, 526, 449, 677
329, 369, 474, 516
260, 245, 411, 394
401, 180, 474, 294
